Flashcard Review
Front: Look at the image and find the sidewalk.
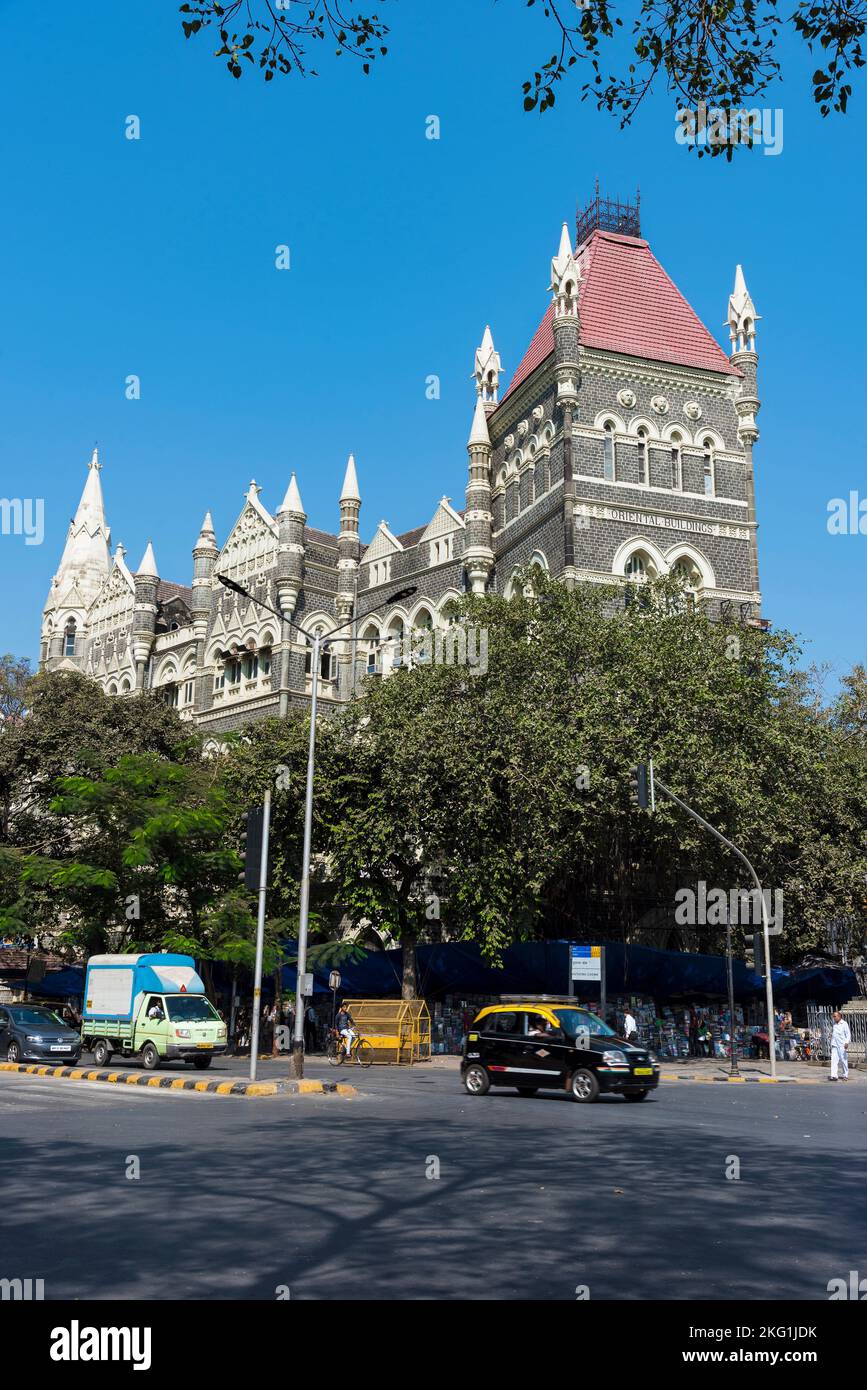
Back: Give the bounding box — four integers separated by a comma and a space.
653, 1056, 864, 1084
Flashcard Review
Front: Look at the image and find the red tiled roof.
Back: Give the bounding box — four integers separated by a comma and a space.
501, 230, 739, 403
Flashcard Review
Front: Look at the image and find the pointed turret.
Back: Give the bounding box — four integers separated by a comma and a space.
726, 264, 762, 599
278, 473, 305, 517
473, 326, 502, 408
549, 222, 580, 317
196, 510, 217, 548
464, 396, 494, 595
190, 511, 218, 710
277, 473, 306, 621
549, 220, 581, 583
468, 394, 491, 447
132, 541, 160, 689
136, 541, 159, 578
340, 453, 361, 503
337, 455, 362, 656
726, 264, 760, 354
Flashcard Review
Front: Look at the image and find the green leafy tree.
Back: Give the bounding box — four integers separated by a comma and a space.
218, 575, 866, 988
15, 754, 257, 964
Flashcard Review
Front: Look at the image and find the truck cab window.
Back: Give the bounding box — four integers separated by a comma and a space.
146, 997, 165, 1020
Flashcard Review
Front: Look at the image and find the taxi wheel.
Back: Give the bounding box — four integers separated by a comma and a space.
624, 1089, 649, 1101
463, 1064, 490, 1096
516, 1087, 538, 1097
141, 1043, 160, 1071
191, 1056, 212, 1070
570, 1068, 600, 1103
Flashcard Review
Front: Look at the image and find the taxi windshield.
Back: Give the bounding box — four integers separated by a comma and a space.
554, 1008, 616, 1039
166, 996, 219, 1023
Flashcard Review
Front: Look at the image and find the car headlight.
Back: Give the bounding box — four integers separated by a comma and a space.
217, 1027, 227, 1038
25, 1034, 44, 1042
175, 1028, 191, 1038
602, 1049, 628, 1066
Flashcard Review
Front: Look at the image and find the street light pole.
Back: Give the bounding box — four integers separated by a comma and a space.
651, 772, 777, 1079
249, 788, 272, 1083
291, 631, 320, 1078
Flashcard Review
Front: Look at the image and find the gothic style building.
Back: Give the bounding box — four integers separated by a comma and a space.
41, 194, 762, 734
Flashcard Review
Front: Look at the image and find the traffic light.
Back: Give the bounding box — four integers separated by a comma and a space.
239, 805, 268, 892
629, 763, 649, 810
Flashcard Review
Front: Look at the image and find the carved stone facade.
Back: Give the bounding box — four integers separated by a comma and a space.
41, 198, 763, 733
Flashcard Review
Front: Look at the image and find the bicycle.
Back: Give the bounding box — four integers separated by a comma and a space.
326, 1027, 374, 1068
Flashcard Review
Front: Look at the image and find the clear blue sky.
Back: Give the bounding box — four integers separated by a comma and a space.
1, 0, 864, 685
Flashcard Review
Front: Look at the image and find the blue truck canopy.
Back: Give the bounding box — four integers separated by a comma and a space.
83, 953, 205, 1022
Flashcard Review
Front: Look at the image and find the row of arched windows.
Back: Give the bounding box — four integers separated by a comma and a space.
601, 421, 716, 496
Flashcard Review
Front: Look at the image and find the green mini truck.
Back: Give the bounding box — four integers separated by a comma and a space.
82, 953, 228, 1071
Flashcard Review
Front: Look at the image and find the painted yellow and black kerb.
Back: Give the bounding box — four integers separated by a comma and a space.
0, 1062, 356, 1098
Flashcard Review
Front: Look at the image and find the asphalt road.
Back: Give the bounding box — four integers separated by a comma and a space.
1, 1067, 864, 1301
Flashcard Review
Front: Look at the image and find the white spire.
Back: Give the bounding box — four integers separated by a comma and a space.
468, 394, 491, 448
340, 453, 361, 503
473, 325, 502, 405
45, 447, 112, 614
549, 221, 580, 313
195, 510, 217, 550
726, 264, 760, 351
137, 540, 159, 579
278, 472, 305, 516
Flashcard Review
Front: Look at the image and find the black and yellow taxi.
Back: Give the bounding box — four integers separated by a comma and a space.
461, 996, 660, 1103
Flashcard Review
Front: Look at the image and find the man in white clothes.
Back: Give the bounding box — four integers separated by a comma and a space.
830, 1010, 851, 1081
623, 1008, 638, 1042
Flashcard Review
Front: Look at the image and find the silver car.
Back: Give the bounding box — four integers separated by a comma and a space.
0, 1004, 82, 1063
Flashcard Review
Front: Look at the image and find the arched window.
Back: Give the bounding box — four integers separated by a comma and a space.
120, 678, 131, 694
64, 620, 77, 657
670, 433, 683, 491
625, 552, 648, 580
702, 438, 715, 497
412, 608, 434, 664
637, 428, 649, 487
671, 555, 702, 611
361, 623, 381, 675
304, 626, 335, 682
672, 556, 701, 585
603, 421, 617, 482
386, 616, 406, 670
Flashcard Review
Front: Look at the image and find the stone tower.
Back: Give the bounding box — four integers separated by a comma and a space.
549, 222, 581, 585
132, 541, 160, 691
727, 265, 762, 599
464, 391, 495, 594
191, 511, 218, 708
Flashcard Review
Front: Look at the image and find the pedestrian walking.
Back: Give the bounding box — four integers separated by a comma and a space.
623, 1007, 638, 1043
829, 1009, 851, 1081
304, 1002, 317, 1053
